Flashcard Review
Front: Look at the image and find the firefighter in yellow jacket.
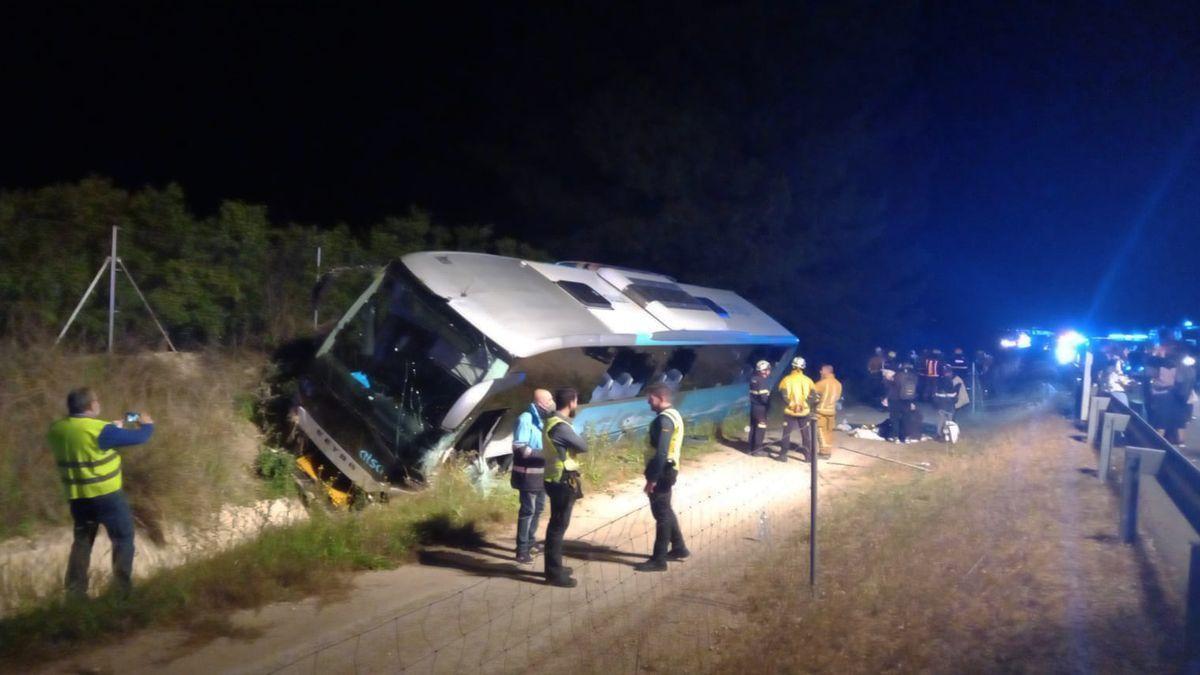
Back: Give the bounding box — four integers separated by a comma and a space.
777, 356, 815, 462
812, 364, 842, 459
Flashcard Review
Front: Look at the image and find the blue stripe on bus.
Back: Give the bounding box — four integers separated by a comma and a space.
572, 383, 748, 440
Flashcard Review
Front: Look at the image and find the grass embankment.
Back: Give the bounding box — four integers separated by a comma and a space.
0, 346, 263, 540
711, 414, 1181, 673
0, 379, 733, 664
0, 462, 517, 663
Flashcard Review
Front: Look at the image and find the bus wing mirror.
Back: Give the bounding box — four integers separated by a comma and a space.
440, 372, 526, 431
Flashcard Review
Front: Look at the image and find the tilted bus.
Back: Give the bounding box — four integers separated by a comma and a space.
292, 251, 798, 501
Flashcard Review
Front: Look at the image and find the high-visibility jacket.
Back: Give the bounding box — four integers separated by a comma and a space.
542, 415, 581, 483
47, 417, 123, 500
779, 370, 815, 417
644, 407, 684, 467
813, 376, 842, 416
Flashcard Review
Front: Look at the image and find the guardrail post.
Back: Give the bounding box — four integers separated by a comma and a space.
1118, 446, 1168, 545
1119, 450, 1141, 543
1188, 543, 1200, 672
1098, 413, 1129, 483
1080, 350, 1094, 421
1087, 394, 1111, 447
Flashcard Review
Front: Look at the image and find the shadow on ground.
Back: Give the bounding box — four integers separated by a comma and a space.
562, 540, 645, 566
416, 550, 545, 584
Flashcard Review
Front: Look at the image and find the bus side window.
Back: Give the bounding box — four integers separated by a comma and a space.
591, 373, 614, 403
614, 372, 637, 398
661, 348, 697, 391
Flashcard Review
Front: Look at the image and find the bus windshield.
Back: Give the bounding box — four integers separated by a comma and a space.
316, 266, 509, 462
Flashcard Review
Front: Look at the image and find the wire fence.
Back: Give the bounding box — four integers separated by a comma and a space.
267, 441, 827, 675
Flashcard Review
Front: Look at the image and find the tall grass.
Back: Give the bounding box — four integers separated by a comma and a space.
0, 345, 264, 540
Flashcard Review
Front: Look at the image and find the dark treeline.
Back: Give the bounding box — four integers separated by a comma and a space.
0, 178, 542, 348
0, 3, 934, 369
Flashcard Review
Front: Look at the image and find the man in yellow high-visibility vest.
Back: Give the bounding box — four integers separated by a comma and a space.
542, 387, 587, 588
47, 387, 155, 597
634, 383, 689, 572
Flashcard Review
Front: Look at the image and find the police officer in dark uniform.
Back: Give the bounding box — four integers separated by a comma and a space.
748, 360, 772, 457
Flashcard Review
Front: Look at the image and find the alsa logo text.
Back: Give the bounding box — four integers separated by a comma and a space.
358, 449, 385, 475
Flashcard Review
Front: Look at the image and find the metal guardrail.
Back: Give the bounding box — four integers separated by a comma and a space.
1086, 391, 1200, 671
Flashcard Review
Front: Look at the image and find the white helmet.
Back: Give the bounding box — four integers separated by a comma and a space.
792, 356, 806, 370
755, 360, 771, 372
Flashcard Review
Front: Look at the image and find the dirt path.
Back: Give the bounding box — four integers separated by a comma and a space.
40, 406, 939, 675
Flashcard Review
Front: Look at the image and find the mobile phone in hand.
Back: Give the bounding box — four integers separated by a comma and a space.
124, 412, 140, 425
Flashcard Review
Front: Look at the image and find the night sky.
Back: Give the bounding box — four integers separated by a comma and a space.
3, 2, 1198, 343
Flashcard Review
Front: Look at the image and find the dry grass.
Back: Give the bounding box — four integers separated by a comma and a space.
0, 345, 264, 540
698, 414, 1183, 673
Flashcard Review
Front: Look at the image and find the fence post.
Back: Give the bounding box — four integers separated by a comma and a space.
970, 361, 978, 415
1098, 413, 1129, 483
808, 416, 818, 598
1087, 395, 1111, 447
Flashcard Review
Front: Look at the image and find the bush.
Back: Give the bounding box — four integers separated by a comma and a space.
254, 447, 296, 499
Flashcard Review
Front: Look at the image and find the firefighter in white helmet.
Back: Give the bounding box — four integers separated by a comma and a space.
747, 359, 773, 457
777, 356, 816, 462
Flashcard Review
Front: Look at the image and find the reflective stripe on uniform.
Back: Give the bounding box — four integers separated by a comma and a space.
511, 465, 545, 474
61, 465, 122, 486
56, 452, 118, 470
47, 416, 124, 500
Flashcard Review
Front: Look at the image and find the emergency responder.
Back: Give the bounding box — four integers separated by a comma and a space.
634, 383, 690, 572
748, 360, 772, 457
932, 365, 961, 427
512, 389, 554, 564
812, 364, 842, 459
778, 356, 816, 462
949, 347, 969, 381
867, 348, 884, 376
888, 363, 919, 443
884, 350, 898, 371
543, 388, 587, 588
47, 388, 155, 598
867, 348, 885, 407
921, 349, 942, 401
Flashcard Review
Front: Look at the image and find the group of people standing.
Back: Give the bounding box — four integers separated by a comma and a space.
748, 356, 842, 461
1098, 342, 1198, 447
509, 384, 689, 588
869, 347, 970, 443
